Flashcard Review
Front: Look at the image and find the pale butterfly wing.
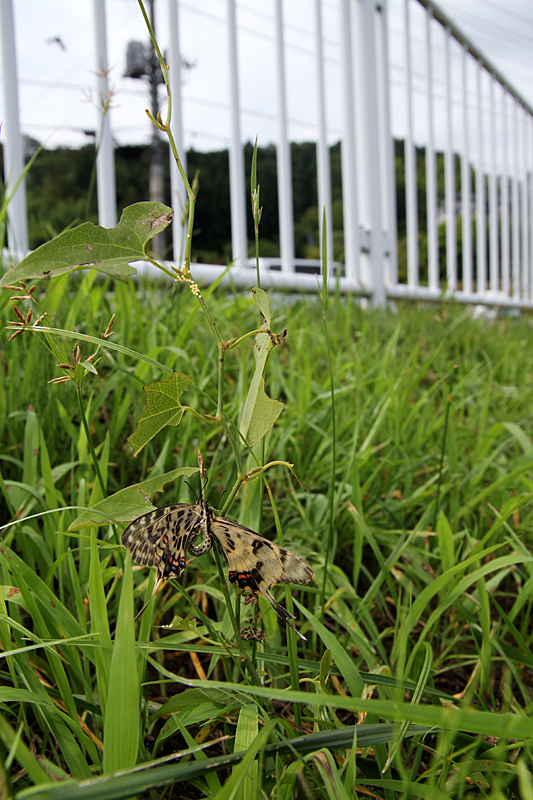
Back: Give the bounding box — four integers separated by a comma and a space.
209, 516, 315, 637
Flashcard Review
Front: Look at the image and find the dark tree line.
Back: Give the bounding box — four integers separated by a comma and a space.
2, 137, 468, 281
2, 138, 346, 262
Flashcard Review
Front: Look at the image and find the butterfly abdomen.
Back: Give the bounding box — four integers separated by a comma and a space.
187, 530, 212, 556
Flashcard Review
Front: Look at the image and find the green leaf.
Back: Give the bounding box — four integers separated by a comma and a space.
234, 705, 259, 800
0, 687, 55, 706
307, 749, 351, 800
0, 712, 52, 787
89, 530, 112, 717
294, 599, 364, 697
214, 718, 276, 800
518, 760, 533, 800
396, 552, 533, 655
242, 376, 284, 449
152, 688, 229, 719
437, 510, 455, 574
251, 286, 272, 325
382, 642, 433, 772
0, 545, 87, 642
128, 371, 194, 457
239, 288, 283, 447
68, 466, 199, 530
23, 406, 39, 490
103, 555, 139, 774
1, 585, 27, 609
154, 702, 231, 749
14, 724, 430, 800
0, 202, 173, 287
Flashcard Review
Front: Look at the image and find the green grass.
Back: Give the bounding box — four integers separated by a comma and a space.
1, 274, 533, 798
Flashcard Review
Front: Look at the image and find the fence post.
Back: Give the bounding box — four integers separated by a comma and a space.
314, 0, 333, 272
512, 99, 520, 298
501, 90, 510, 296
93, 0, 116, 228
0, 0, 29, 259
354, 0, 385, 306
273, 0, 294, 273
529, 116, 533, 298
339, 0, 360, 284
488, 75, 499, 292
522, 109, 529, 298
444, 26, 456, 291
476, 60, 487, 295
376, 0, 398, 289
425, 7, 438, 291
403, 0, 418, 289
461, 43, 472, 294
227, 0, 247, 270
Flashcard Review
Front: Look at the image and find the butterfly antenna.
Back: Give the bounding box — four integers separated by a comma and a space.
134, 574, 163, 623
196, 449, 212, 512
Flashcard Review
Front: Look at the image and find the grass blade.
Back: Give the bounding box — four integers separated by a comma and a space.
103, 554, 139, 774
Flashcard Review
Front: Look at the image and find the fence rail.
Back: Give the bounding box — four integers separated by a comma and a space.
1, 0, 532, 308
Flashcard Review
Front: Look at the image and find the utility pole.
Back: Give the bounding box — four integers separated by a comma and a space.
147, 0, 165, 257
124, 0, 165, 257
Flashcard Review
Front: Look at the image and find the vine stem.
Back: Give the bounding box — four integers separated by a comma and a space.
140, 0, 231, 429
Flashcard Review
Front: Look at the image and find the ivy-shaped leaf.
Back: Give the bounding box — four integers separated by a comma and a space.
128, 371, 194, 457
0, 202, 173, 287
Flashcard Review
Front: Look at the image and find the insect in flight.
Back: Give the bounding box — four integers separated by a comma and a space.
121, 464, 314, 638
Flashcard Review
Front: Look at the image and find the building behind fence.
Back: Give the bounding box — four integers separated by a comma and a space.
1, 0, 532, 307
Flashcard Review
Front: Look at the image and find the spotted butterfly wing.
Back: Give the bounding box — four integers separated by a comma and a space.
121, 503, 203, 619
205, 513, 315, 640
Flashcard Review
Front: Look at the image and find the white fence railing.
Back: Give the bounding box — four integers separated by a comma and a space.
391, 0, 533, 308
1, 0, 532, 307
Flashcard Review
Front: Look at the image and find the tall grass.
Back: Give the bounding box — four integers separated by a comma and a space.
1, 273, 533, 797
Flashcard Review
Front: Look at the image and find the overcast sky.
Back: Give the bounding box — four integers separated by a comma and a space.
1, 0, 532, 157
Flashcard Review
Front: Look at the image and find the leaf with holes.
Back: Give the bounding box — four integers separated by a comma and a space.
0, 202, 173, 287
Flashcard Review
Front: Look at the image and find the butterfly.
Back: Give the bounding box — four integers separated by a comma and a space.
121, 497, 315, 638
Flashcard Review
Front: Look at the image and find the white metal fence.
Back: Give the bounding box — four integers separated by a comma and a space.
1, 0, 533, 307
